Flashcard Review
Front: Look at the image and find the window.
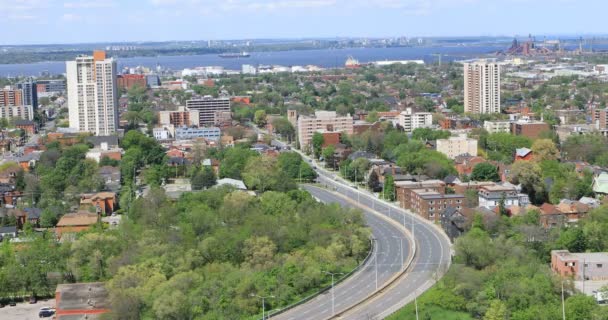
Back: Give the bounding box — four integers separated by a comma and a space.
598, 264, 603, 268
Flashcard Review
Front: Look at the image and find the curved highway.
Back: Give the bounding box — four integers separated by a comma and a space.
272, 157, 452, 319
272, 184, 411, 320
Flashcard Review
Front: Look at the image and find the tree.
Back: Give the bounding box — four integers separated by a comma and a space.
368, 170, 381, 192
243, 155, 295, 192
366, 111, 379, 123
271, 117, 295, 142
192, 166, 217, 190
254, 110, 267, 128
484, 300, 507, 320
471, 163, 500, 182
510, 161, 546, 204
565, 295, 597, 320
322, 145, 336, 168
219, 147, 258, 179
383, 175, 395, 201
311, 132, 324, 159
531, 139, 559, 162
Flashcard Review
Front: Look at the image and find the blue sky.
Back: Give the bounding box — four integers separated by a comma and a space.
0, 0, 605, 44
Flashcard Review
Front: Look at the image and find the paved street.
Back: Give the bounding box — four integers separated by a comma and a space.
1, 300, 56, 320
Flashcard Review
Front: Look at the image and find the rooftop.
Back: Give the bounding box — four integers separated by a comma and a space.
56, 282, 109, 311
56, 213, 98, 227
553, 250, 608, 262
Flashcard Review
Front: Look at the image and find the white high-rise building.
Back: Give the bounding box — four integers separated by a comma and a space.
464, 60, 501, 114
66, 51, 118, 136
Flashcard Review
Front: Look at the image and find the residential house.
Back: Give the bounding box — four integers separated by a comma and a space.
0, 208, 25, 227
454, 155, 487, 176
440, 207, 467, 242
14, 120, 37, 135
98, 166, 121, 192
0, 225, 17, 241
539, 203, 566, 228
80, 192, 117, 215
478, 184, 520, 209
24, 207, 42, 226
56, 212, 99, 238
515, 148, 533, 161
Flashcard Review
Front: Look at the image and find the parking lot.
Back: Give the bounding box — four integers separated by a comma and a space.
1, 300, 56, 320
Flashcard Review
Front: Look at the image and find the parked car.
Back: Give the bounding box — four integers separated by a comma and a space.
39, 307, 55, 318
29, 296, 37, 304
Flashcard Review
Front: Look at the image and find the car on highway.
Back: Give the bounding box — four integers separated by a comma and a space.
39, 307, 55, 318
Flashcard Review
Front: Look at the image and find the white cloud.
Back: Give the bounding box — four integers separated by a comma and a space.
64, 1, 116, 9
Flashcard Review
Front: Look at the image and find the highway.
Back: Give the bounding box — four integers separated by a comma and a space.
272, 184, 412, 320
258, 127, 452, 319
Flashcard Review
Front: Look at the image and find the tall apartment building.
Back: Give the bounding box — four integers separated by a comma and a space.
0, 86, 23, 107
398, 108, 432, 132
297, 111, 353, 148
66, 51, 119, 136
0, 86, 33, 120
17, 78, 38, 109
464, 60, 501, 114
436, 134, 478, 159
159, 107, 200, 127
185, 96, 230, 126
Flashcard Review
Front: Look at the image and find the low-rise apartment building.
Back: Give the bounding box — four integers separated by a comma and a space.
398, 108, 432, 133
436, 134, 478, 159
483, 120, 511, 133
396, 180, 446, 210
410, 188, 465, 222
297, 111, 353, 149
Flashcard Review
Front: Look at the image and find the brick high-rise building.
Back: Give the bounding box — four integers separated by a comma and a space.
464, 60, 501, 114
66, 51, 119, 136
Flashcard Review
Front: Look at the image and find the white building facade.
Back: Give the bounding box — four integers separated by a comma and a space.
297, 111, 353, 148
398, 108, 433, 133
436, 134, 478, 159
66, 51, 118, 136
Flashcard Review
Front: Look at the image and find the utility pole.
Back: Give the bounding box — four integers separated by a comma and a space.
323, 271, 344, 316
561, 281, 566, 320
250, 294, 275, 320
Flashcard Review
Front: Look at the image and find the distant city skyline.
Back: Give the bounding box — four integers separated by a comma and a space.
0, 0, 606, 45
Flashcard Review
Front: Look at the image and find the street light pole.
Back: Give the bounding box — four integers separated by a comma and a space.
323, 271, 344, 316
251, 294, 275, 320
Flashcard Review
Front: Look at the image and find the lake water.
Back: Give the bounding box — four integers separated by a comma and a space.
0, 44, 601, 77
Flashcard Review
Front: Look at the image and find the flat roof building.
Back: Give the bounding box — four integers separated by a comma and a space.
297, 111, 353, 149
186, 96, 230, 126
436, 134, 478, 159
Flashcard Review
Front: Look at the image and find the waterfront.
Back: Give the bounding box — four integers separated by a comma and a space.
0, 45, 505, 77
0, 43, 605, 77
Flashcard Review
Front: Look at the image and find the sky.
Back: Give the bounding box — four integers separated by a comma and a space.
0, 0, 606, 45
